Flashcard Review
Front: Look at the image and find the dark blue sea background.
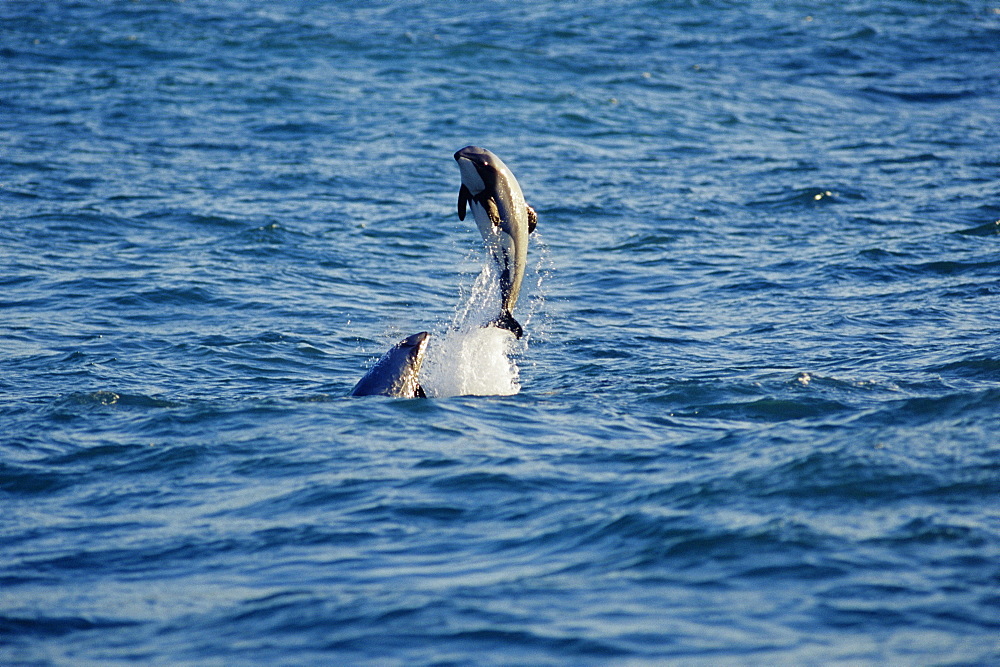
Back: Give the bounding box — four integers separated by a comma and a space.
3, 1, 1000, 664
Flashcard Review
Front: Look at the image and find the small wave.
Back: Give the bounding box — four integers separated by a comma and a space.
928, 355, 1000, 380
430, 471, 543, 494
111, 285, 230, 309
867, 517, 991, 548
53, 391, 179, 409
912, 259, 1000, 276
861, 86, 978, 104
0, 461, 68, 495
0, 614, 140, 638
218, 482, 369, 519
693, 396, 852, 422
866, 387, 1000, 427
747, 187, 865, 209
955, 220, 1000, 236
743, 447, 940, 504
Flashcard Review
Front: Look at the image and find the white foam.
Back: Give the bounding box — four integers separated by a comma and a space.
422, 325, 519, 397
421, 262, 521, 397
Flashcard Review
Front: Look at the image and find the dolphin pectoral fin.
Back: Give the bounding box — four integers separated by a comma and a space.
415, 384, 426, 398
458, 184, 472, 221
527, 205, 537, 233
492, 310, 524, 339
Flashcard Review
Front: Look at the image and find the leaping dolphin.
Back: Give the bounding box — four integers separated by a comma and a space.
351, 331, 430, 398
454, 146, 537, 339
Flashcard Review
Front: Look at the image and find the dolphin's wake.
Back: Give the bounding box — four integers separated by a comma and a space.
421, 263, 522, 398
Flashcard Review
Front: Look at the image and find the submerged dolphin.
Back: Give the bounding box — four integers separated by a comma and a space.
454, 146, 537, 339
351, 332, 430, 398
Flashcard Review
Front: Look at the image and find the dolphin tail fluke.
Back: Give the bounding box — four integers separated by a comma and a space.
492, 310, 523, 339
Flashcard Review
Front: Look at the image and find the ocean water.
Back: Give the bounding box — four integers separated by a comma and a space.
2, 0, 1000, 664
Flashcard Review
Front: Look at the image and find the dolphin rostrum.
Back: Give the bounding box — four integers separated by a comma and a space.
454, 146, 537, 339
350, 331, 430, 398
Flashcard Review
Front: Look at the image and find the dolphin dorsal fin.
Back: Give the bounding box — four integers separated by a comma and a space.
527, 205, 537, 233
457, 184, 472, 221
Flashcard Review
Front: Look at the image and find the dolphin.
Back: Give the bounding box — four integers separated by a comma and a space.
454, 146, 536, 339
350, 331, 430, 398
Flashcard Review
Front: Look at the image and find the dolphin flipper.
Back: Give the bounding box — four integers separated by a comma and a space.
458, 184, 472, 221
527, 205, 537, 233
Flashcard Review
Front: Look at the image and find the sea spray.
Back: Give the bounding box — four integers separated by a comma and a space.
419, 231, 551, 397
421, 261, 521, 397
422, 326, 520, 397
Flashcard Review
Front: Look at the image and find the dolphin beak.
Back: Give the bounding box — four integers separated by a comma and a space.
454, 146, 492, 168
403, 331, 430, 347
454, 147, 477, 163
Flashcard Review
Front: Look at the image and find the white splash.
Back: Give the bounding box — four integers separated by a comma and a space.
421, 325, 519, 397
420, 262, 521, 397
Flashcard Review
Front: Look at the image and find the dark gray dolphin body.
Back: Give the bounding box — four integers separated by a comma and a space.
350, 331, 430, 398
454, 146, 536, 339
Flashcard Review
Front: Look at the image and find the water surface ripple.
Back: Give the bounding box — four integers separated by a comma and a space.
2, 1, 999, 665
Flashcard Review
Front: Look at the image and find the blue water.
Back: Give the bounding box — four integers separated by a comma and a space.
3, 1, 1000, 664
